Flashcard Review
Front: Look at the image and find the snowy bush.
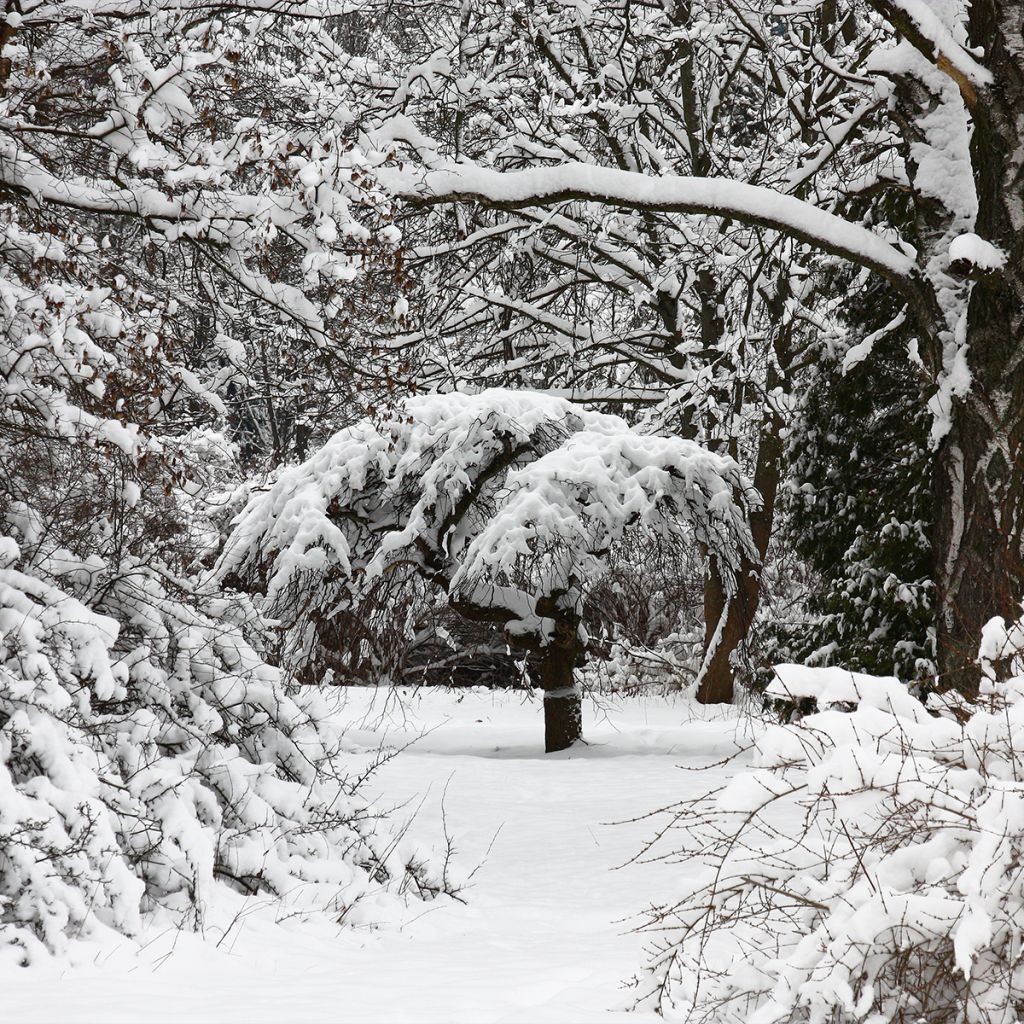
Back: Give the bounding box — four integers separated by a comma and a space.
0, 538, 436, 963
583, 634, 702, 696
639, 622, 1024, 1023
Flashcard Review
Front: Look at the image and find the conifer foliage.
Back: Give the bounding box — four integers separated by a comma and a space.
781, 312, 935, 683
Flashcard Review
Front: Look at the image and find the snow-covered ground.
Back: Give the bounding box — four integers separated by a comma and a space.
4, 687, 757, 1024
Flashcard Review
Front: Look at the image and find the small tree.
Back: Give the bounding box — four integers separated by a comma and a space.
219, 389, 756, 750
348, 0, 860, 703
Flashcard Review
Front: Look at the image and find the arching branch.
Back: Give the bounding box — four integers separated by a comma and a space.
378, 160, 943, 335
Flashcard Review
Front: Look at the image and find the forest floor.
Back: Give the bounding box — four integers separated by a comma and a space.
5, 687, 758, 1023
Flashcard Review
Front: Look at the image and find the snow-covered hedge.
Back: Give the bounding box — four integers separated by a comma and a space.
640, 625, 1024, 1023
0, 538, 433, 963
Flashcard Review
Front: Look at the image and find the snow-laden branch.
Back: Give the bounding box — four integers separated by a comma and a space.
0, 544, 433, 955
20, 0, 362, 21
860, 0, 992, 104
377, 159, 923, 294
641, 629, 1024, 1020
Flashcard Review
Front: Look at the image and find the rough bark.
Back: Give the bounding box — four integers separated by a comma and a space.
543, 689, 583, 753
930, 2, 1024, 692
452, 584, 584, 751
696, 415, 784, 703
696, 318, 790, 704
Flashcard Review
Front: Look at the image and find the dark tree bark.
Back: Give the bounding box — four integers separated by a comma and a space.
543, 689, 583, 753
537, 613, 583, 752
697, 334, 789, 703
698, 554, 750, 704
924, 4, 1024, 692
450, 586, 585, 751
696, 424, 783, 702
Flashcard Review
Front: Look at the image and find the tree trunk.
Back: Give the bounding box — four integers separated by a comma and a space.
697, 553, 759, 703
930, 2, 1024, 693
696, 365, 786, 704
543, 689, 582, 753
538, 617, 583, 752
933, 406, 1024, 692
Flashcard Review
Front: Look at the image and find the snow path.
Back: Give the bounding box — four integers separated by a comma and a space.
4, 689, 752, 1023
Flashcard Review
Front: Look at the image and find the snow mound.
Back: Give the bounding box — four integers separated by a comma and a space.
948, 232, 1006, 271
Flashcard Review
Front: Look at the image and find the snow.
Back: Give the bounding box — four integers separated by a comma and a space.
648, 653, 1024, 1022
948, 232, 1007, 271
375, 153, 919, 285
0, 686, 756, 1023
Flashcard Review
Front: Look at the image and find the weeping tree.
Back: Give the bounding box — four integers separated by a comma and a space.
218, 389, 755, 751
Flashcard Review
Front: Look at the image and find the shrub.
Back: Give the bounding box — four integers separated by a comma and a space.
0, 538, 438, 962
638, 623, 1024, 1023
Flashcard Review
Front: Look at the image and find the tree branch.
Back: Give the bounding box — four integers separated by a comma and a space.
379, 161, 941, 332
861, 0, 991, 107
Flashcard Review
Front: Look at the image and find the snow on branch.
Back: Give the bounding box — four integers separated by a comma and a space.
21, 0, 364, 21
375, 157, 923, 294
218, 390, 757, 662
0, 544, 440, 959
861, 0, 992, 104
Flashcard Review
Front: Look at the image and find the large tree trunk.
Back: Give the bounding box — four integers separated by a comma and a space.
698, 553, 760, 703
934, 405, 1024, 691
931, 2, 1024, 693
538, 617, 583, 752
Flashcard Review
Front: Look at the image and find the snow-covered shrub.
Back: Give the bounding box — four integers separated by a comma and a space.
638, 625, 1024, 1023
583, 634, 702, 696
0, 538, 435, 963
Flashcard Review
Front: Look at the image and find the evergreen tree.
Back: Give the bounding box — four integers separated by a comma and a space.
780, 275, 935, 682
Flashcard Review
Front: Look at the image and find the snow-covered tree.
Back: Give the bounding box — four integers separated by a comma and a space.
0, 0, 406, 478
218, 389, 756, 750
355, 0, 1024, 696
